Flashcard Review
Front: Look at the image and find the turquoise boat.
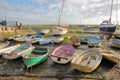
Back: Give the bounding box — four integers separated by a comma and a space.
22, 47, 49, 68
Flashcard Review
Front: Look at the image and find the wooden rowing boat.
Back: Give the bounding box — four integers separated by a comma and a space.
99, 48, 120, 63
0, 41, 9, 49
22, 47, 49, 68
109, 38, 120, 48
52, 36, 64, 44
39, 38, 52, 45
0, 44, 20, 55
50, 44, 75, 64
71, 48, 102, 73
3, 43, 34, 59
68, 36, 80, 47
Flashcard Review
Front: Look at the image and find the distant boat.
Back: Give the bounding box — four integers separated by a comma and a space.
3, 43, 34, 59
52, 0, 68, 35
71, 48, 102, 73
99, 20, 116, 34
40, 29, 50, 34
80, 37, 101, 47
50, 44, 75, 64
7, 35, 22, 41
99, 48, 120, 63
99, 0, 117, 34
22, 47, 49, 68
68, 36, 80, 47
87, 37, 101, 47
0, 40, 9, 49
39, 38, 52, 45
52, 26, 68, 35
109, 38, 120, 48
52, 36, 64, 44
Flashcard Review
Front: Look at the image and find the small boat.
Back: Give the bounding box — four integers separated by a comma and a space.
52, 36, 64, 44
80, 37, 89, 44
40, 29, 50, 34
109, 38, 120, 48
50, 44, 75, 64
80, 37, 101, 47
71, 48, 102, 73
28, 33, 43, 44
99, 48, 120, 63
87, 37, 101, 47
39, 38, 52, 45
99, 20, 116, 34
68, 36, 80, 47
3, 43, 34, 59
7, 35, 22, 41
0, 44, 20, 55
22, 47, 49, 68
0, 40, 9, 49
23, 34, 33, 39
52, 26, 68, 35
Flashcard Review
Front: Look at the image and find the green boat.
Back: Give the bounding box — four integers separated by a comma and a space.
22, 47, 49, 68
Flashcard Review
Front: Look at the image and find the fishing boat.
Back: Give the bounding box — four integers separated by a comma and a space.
22, 47, 49, 68
39, 38, 52, 45
52, 36, 64, 44
3, 43, 34, 59
50, 44, 75, 64
99, 0, 116, 34
71, 48, 102, 73
109, 38, 120, 48
0, 44, 20, 55
68, 36, 80, 47
52, 0, 68, 35
99, 48, 120, 63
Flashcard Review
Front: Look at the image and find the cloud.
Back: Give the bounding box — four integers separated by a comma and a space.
0, 0, 120, 24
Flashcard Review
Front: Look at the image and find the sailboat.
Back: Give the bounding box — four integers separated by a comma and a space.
52, 0, 68, 35
99, 0, 116, 34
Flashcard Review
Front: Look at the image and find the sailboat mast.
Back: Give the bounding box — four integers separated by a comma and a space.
58, 0, 65, 26
109, 0, 113, 23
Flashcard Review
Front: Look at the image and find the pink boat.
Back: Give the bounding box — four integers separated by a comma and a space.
50, 44, 75, 64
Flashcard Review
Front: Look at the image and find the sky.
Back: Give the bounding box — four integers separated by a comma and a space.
0, 0, 120, 25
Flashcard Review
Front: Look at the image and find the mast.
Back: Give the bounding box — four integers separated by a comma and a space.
58, 0, 65, 26
109, 0, 113, 23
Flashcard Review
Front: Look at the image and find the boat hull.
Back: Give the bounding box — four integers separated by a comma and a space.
71, 48, 102, 73
99, 24, 116, 34
51, 45, 75, 64
23, 48, 48, 68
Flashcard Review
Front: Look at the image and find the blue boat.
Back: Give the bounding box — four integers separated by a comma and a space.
80, 37, 101, 47
39, 38, 52, 45
87, 37, 101, 47
33, 33, 43, 39
109, 38, 120, 48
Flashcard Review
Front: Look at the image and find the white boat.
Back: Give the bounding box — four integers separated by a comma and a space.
52, 36, 64, 44
52, 26, 68, 35
3, 43, 34, 59
0, 44, 20, 55
52, 0, 68, 35
40, 29, 50, 34
39, 38, 52, 45
71, 48, 102, 73
99, 48, 120, 63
